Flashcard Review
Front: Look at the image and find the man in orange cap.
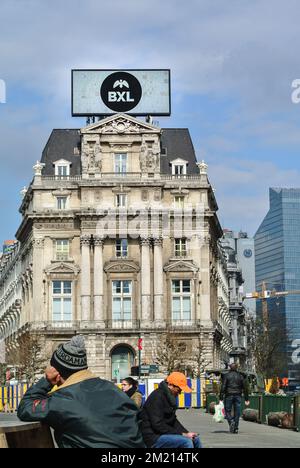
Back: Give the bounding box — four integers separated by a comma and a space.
140, 372, 201, 448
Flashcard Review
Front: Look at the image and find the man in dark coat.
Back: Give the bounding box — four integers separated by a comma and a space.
17, 335, 144, 448
140, 372, 201, 448
219, 363, 250, 434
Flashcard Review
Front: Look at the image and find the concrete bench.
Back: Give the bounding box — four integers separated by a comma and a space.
0, 419, 54, 448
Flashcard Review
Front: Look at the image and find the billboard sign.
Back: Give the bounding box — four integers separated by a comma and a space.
72, 69, 171, 116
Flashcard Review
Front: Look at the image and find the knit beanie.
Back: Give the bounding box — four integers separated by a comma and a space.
50, 335, 88, 377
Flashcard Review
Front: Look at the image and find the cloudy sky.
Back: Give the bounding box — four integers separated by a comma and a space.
1, 0, 300, 241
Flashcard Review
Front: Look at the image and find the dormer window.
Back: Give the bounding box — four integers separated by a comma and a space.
170, 158, 188, 177
54, 159, 71, 179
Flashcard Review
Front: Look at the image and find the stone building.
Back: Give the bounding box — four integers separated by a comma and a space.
220, 237, 248, 368
0, 113, 229, 380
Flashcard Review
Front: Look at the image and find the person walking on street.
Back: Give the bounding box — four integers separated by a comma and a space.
121, 377, 143, 408
140, 372, 202, 448
17, 335, 145, 448
219, 363, 250, 434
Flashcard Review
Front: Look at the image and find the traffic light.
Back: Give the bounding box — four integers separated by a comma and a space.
138, 338, 143, 350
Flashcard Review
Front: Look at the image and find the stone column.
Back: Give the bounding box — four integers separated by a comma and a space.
153, 237, 165, 325
199, 235, 212, 326
81, 235, 91, 321
93, 236, 105, 327
140, 237, 151, 325
32, 238, 44, 322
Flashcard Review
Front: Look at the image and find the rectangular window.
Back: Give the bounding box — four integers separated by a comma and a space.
56, 240, 70, 261
112, 280, 132, 321
175, 239, 187, 257
116, 239, 128, 258
116, 194, 127, 207
171, 279, 191, 322
52, 281, 72, 321
174, 196, 184, 209
57, 197, 67, 210
115, 153, 127, 174
56, 166, 69, 178
174, 165, 184, 175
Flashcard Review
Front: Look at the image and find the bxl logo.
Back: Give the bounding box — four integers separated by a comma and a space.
0, 79, 6, 104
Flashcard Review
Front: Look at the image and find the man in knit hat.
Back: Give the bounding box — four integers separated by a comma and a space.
17, 335, 144, 448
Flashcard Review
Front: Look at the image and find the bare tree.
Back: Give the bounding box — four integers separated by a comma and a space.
248, 315, 287, 380
0, 363, 6, 385
153, 332, 184, 374
9, 333, 48, 385
191, 337, 212, 378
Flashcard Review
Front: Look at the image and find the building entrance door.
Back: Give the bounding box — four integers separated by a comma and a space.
111, 345, 134, 382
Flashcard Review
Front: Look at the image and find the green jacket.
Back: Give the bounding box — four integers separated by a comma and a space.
17, 370, 145, 448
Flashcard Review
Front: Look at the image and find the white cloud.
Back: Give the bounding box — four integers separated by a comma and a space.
208, 157, 300, 235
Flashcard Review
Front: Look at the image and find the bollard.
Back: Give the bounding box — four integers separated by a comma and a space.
294, 395, 300, 432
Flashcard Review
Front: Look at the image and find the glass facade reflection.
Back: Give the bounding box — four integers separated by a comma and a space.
255, 188, 300, 386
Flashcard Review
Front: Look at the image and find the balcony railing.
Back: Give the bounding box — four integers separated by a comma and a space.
105, 320, 141, 329
30, 319, 202, 331
167, 320, 201, 330
40, 173, 203, 182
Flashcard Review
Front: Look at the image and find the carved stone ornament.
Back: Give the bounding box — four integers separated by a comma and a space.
101, 118, 141, 134
33, 238, 44, 249
164, 260, 199, 273
104, 260, 140, 273
197, 160, 208, 175
153, 237, 163, 247
154, 189, 161, 201
20, 186, 28, 198
80, 235, 91, 247
93, 236, 104, 247
33, 161, 45, 176
44, 262, 80, 277
140, 236, 151, 246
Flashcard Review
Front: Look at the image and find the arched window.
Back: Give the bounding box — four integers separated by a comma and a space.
111, 345, 135, 381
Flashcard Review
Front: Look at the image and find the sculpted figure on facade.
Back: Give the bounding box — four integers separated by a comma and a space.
152, 139, 161, 171
140, 136, 160, 173
82, 140, 102, 174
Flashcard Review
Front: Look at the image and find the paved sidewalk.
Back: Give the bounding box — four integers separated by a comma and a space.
177, 409, 300, 448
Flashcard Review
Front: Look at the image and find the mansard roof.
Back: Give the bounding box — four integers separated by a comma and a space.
40, 118, 199, 176
160, 128, 199, 175
41, 129, 81, 176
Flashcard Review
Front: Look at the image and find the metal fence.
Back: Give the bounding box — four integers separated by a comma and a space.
205, 393, 296, 427
1, 379, 203, 411
0, 384, 28, 411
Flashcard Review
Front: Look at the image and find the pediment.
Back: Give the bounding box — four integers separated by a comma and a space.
81, 114, 161, 135
164, 260, 199, 273
53, 159, 72, 166
170, 158, 188, 165
104, 259, 140, 273
44, 262, 81, 276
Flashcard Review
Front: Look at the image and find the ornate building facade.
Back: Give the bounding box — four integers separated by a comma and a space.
0, 113, 230, 380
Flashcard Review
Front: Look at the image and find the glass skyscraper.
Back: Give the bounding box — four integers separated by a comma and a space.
255, 188, 300, 387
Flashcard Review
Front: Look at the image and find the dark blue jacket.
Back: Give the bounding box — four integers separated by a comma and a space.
17, 370, 145, 448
